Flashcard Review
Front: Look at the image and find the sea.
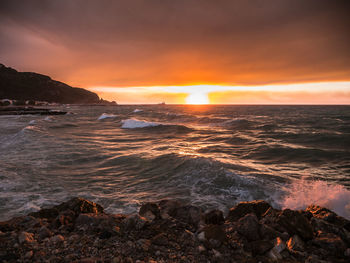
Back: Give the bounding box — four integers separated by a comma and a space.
0, 105, 349, 221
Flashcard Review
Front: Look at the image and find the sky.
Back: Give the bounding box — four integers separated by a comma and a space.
1, 0, 350, 104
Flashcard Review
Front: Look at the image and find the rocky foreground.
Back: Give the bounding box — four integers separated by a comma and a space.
0, 198, 349, 263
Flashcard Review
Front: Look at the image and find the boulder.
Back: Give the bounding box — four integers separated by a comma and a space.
267, 237, 286, 261
172, 205, 202, 229
312, 232, 347, 256
151, 232, 168, 246
49, 234, 64, 243
55, 210, 76, 227
139, 203, 160, 221
276, 209, 313, 240
259, 223, 286, 240
29, 198, 104, 220
18, 231, 35, 244
29, 208, 59, 219
204, 210, 224, 225
286, 235, 304, 252
203, 225, 227, 248
38, 226, 53, 240
310, 217, 350, 246
56, 198, 104, 215
158, 199, 181, 219
227, 200, 271, 222
236, 213, 260, 241
249, 240, 274, 255
306, 205, 349, 229
123, 214, 147, 231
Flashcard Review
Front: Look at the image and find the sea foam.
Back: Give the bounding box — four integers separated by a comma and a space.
121, 118, 160, 129
98, 113, 117, 120
133, 109, 143, 113
281, 178, 350, 219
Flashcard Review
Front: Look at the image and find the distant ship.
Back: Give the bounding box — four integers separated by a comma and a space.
158, 102, 166, 105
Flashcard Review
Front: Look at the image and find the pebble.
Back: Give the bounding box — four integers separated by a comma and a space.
24, 250, 33, 259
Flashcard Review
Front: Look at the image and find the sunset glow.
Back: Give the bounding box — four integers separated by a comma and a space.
90, 82, 350, 104
186, 92, 209, 104
1, 0, 349, 104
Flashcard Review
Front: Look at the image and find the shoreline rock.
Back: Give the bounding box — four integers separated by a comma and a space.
0, 198, 349, 262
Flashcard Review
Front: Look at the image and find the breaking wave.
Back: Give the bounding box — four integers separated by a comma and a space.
281, 178, 350, 219
121, 118, 160, 128
98, 113, 117, 120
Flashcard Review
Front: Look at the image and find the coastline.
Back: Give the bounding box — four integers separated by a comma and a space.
1, 198, 349, 262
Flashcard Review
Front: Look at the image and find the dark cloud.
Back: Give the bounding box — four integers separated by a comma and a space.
0, 0, 349, 87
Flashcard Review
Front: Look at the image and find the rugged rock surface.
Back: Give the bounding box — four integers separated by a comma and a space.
0, 198, 349, 262
0, 64, 100, 104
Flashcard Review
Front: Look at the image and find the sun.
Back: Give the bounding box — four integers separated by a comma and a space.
186, 92, 209, 104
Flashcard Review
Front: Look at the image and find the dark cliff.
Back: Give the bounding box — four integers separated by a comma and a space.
0, 64, 100, 104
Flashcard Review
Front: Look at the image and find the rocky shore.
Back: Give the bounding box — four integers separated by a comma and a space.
0, 107, 67, 116
0, 198, 349, 263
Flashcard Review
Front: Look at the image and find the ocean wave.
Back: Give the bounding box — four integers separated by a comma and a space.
120, 118, 194, 134
133, 109, 143, 113
221, 118, 254, 129
281, 178, 350, 219
44, 116, 54, 122
98, 113, 117, 120
246, 144, 346, 164
121, 118, 160, 128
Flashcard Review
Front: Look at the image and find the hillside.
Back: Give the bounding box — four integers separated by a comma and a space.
0, 64, 100, 104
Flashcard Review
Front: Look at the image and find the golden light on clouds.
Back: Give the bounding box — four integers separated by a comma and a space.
89, 82, 350, 104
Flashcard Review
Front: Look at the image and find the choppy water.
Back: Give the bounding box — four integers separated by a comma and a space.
0, 105, 350, 221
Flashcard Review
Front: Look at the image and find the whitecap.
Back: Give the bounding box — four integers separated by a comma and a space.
29, 120, 36, 125
98, 113, 117, 120
121, 118, 160, 129
133, 109, 143, 113
280, 178, 350, 219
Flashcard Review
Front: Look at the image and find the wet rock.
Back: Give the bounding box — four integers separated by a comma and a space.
287, 235, 304, 252
136, 238, 151, 251
123, 214, 147, 231
55, 210, 75, 226
50, 234, 64, 243
312, 232, 347, 255
38, 226, 53, 240
276, 209, 313, 240
267, 237, 286, 261
197, 245, 206, 253
204, 210, 224, 225
29, 198, 104, 221
57, 197, 104, 215
236, 213, 260, 241
18, 231, 35, 244
173, 205, 202, 229
307, 205, 350, 230
310, 216, 350, 246
212, 249, 222, 259
203, 224, 227, 248
99, 229, 113, 239
227, 200, 271, 222
24, 250, 33, 259
259, 223, 280, 240
249, 240, 274, 255
158, 199, 181, 219
139, 202, 160, 221
151, 232, 168, 246
29, 208, 59, 219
